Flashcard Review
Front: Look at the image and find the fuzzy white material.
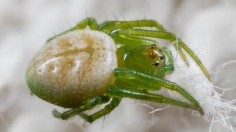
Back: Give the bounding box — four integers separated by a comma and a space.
166, 45, 236, 131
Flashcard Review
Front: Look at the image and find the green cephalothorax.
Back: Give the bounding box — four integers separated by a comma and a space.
116, 44, 173, 78
26, 17, 209, 123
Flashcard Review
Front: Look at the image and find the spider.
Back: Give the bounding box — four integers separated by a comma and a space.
26, 18, 210, 123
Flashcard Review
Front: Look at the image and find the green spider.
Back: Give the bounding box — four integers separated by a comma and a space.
26, 18, 211, 123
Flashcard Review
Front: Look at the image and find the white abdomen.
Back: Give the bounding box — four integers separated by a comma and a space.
26, 30, 117, 107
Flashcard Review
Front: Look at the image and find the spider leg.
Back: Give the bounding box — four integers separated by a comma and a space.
78, 98, 121, 123
112, 34, 157, 47
113, 68, 204, 115
52, 95, 110, 120
47, 17, 98, 42
98, 19, 167, 33
113, 29, 211, 81
173, 43, 189, 66
98, 19, 189, 66
107, 86, 194, 111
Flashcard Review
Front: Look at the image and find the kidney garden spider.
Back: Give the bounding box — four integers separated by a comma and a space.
26, 18, 210, 123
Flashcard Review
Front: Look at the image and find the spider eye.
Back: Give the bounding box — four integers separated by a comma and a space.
149, 44, 157, 50
153, 61, 159, 67
148, 52, 158, 59
160, 56, 164, 60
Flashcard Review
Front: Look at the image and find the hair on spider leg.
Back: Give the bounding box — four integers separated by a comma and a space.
111, 12, 118, 21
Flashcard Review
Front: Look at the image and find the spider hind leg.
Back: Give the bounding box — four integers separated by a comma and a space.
53, 95, 110, 121
78, 98, 121, 123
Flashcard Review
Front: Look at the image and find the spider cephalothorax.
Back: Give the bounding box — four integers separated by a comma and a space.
26, 18, 209, 123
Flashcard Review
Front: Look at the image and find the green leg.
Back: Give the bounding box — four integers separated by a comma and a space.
107, 86, 194, 111
112, 34, 158, 47
53, 96, 110, 120
113, 29, 211, 81
173, 44, 189, 66
98, 19, 189, 66
47, 17, 98, 42
78, 98, 121, 123
113, 68, 204, 115
74, 17, 98, 30
98, 19, 167, 33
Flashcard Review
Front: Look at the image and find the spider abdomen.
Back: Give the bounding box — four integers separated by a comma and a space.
26, 30, 117, 108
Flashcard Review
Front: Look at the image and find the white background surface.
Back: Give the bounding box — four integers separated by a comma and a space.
1, 0, 236, 132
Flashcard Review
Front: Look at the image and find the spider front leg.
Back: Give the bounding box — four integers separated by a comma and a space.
108, 86, 193, 110
112, 29, 211, 81
99, 19, 189, 66
98, 19, 167, 33
110, 68, 204, 115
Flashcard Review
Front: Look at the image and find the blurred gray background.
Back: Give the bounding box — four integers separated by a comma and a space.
1, 0, 236, 132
